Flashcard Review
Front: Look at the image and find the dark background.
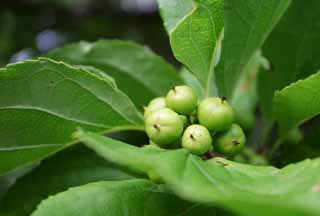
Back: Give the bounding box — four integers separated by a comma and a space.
0, 0, 177, 66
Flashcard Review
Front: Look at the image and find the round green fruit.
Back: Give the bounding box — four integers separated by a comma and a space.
182, 124, 212, 155
180, 115, 189, 128
249, 155, 268, 166
166, 85, 197, 115
198, 97, 234, 132
145, 108, 183, 146
214, 124, 245, 155
144, 97, 166, 117
235, 110, 255, 131
283, 127, 303, 145
148, 170, 163, 184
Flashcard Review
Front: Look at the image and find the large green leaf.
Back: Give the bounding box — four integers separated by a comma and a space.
47, 40, 183, 109
273, 72, 320, 134
76, 130, 320, 216
0, 146, 133, 216
259, 0, 320, 120
158, 0, 224, 96
0, 58, 143, 176
216, 0, 291, 98
31, 179, 222, 216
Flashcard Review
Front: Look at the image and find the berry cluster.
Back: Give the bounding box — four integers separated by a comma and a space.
144, 85, 245, 157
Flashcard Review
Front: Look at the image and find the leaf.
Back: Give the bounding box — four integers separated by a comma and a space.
230, 51, 268, 131
216, 0, 291, 98
273, 72, 320, 134
47, 40, 183, 109
258, 0, 320, 120
0, 146, 133, 216
0, 58, 143, 176
157, 0, 195, 33
31, 179, 220, 216
76, 130, 320, 216
158, 0, 224, 96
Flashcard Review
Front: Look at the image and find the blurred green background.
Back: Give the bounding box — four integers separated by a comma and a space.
0, 0, 177, 66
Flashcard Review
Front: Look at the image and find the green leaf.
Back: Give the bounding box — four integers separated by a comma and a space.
158, 0, 224, 96
158, 0, 195, 33
273, 72, 320, 134
231, 51, 268, 131
31, 179, 220, 216
259, 0, 320, 120
0, 146, 133, 216
47, 40, 183, 109
216, 0, 291, 98
0, 58, 143, 176
76, 130, 320, 216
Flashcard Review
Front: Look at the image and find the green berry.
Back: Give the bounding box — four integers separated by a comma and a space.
283, 127, 303, 145
180, 115, 189, 128
198, 97, 234, 132
249, 155, 268, 166
144, 97, 166, 117
182, 124, 212, 155
214, 124, 245, 155
166, 85, 197, 115
235, 110, 255, 131
145, 108, 183, 146
148, 170, 163, 183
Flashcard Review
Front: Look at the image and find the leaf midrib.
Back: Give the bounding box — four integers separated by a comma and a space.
0, 106, 109, 128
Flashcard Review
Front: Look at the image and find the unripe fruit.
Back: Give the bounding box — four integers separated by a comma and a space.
283, 127, 303, 145
166, 85, 197, 115
144, 97, 166, 118
182, 124, 212, 155
198, 97, 234, 132
235, 110, 255, 131
180, 115, 189, 128
148, 170, 163, 183
249, 155, 268, 166
214, 124, 245, 155
145, 108, 183, 146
